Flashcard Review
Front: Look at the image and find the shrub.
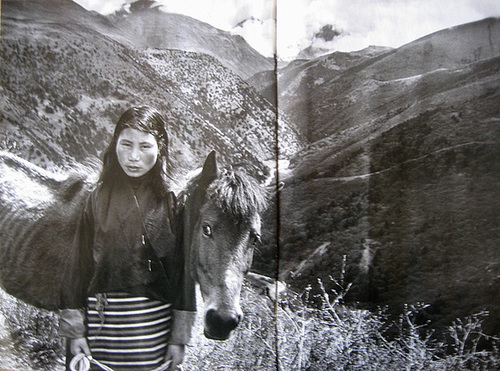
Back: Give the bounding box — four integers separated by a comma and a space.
1, 275, 498, 370
0, 290, 64, 370
61, 93, 79, 107
184, 260, 499, 370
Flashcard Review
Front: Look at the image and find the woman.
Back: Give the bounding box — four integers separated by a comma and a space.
59, 106, 196, 371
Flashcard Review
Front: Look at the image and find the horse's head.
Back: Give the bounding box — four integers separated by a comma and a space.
183, 151, 268, 340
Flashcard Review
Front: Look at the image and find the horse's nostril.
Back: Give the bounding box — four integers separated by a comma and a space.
205, 309, 241, 340
206, 308, 241, 328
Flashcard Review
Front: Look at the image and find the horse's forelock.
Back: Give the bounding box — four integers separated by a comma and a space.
207, 169, 268, 219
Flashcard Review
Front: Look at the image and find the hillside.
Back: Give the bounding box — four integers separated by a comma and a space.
250, 45, 393, 116
2, 0, 499, 345
255, 18, 500, 336
0, 0, 303, 181
255, 18, 500, 144
107, 0, 274, 80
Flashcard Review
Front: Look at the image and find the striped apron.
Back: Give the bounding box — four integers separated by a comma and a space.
86, 292, 172, 371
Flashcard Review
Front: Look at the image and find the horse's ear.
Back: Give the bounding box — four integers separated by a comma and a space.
199, 150, 218, 187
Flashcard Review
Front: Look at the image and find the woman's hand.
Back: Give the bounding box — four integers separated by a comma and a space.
165, 344, 185, 370
69, 337, 91, 357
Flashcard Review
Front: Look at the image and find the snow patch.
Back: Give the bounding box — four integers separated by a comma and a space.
292, 242, 331, 278
263, 159, 292, 186
314, 77, 325, 85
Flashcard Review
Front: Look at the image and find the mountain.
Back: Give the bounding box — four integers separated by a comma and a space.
107, 0, 274, 80
0, 0, 303, 183
277, 19, 500, 143
234, 16, 263, 29
2, 0, 499, 339
253, 18, 500, 336
295, 24, 344, 60
249, 45, 393, 112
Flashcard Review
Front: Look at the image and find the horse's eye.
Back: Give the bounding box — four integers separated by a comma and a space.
251, 233, 262, 246
202, 224, 212, 237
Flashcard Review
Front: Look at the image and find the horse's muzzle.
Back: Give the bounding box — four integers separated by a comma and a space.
204, 308, 242, 340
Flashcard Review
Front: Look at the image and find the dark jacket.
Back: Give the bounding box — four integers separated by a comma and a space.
60, 172, 196, 312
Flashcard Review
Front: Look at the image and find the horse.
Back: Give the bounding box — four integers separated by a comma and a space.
0, 152, 98, 309
180, 150, 268, 339
0, 150, 269, 341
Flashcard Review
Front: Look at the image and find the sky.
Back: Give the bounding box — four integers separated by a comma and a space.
74, 0, 500, 60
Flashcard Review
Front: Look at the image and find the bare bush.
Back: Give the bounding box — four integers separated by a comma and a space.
1, 275, 498, 370
0, 289, 64, 370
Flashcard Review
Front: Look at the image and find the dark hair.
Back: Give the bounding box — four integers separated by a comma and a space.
100, 106, 171, 196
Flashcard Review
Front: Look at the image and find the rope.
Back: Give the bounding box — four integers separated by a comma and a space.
91, 357, 115, 371
69, 353, 173, 371
69, 353, 114, 371
69, 354, 90, 371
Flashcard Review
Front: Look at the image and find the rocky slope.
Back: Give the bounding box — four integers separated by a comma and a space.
2, 0, 499, 340
0, 0, 303, 182
107, 0, 274, 80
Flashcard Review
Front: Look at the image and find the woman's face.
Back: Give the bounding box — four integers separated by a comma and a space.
116, 128, 159, 177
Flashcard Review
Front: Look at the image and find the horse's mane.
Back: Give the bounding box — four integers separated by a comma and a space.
184, 167, 268, 219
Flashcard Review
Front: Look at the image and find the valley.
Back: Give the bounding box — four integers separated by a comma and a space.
1, 0, 499, 353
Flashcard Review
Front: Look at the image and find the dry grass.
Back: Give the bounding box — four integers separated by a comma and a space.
1, 276, 498, 370
0, 289, 65, 370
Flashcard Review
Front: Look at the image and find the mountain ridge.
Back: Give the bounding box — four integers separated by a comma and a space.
0, 0, 302, 181
107, 1, 274, 80
253, 17, 500, 336
1, 0, 499, 337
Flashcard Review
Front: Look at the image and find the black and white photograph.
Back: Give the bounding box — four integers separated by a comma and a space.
1, 0, 499, 370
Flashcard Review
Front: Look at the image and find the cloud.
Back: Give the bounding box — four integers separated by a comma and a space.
74, 0, 500, 60
74, 0, 276, 56
74, 0, 125, 15
75, 0, 273, 29
233, 18, 276, 58
276, 0, 500, 59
